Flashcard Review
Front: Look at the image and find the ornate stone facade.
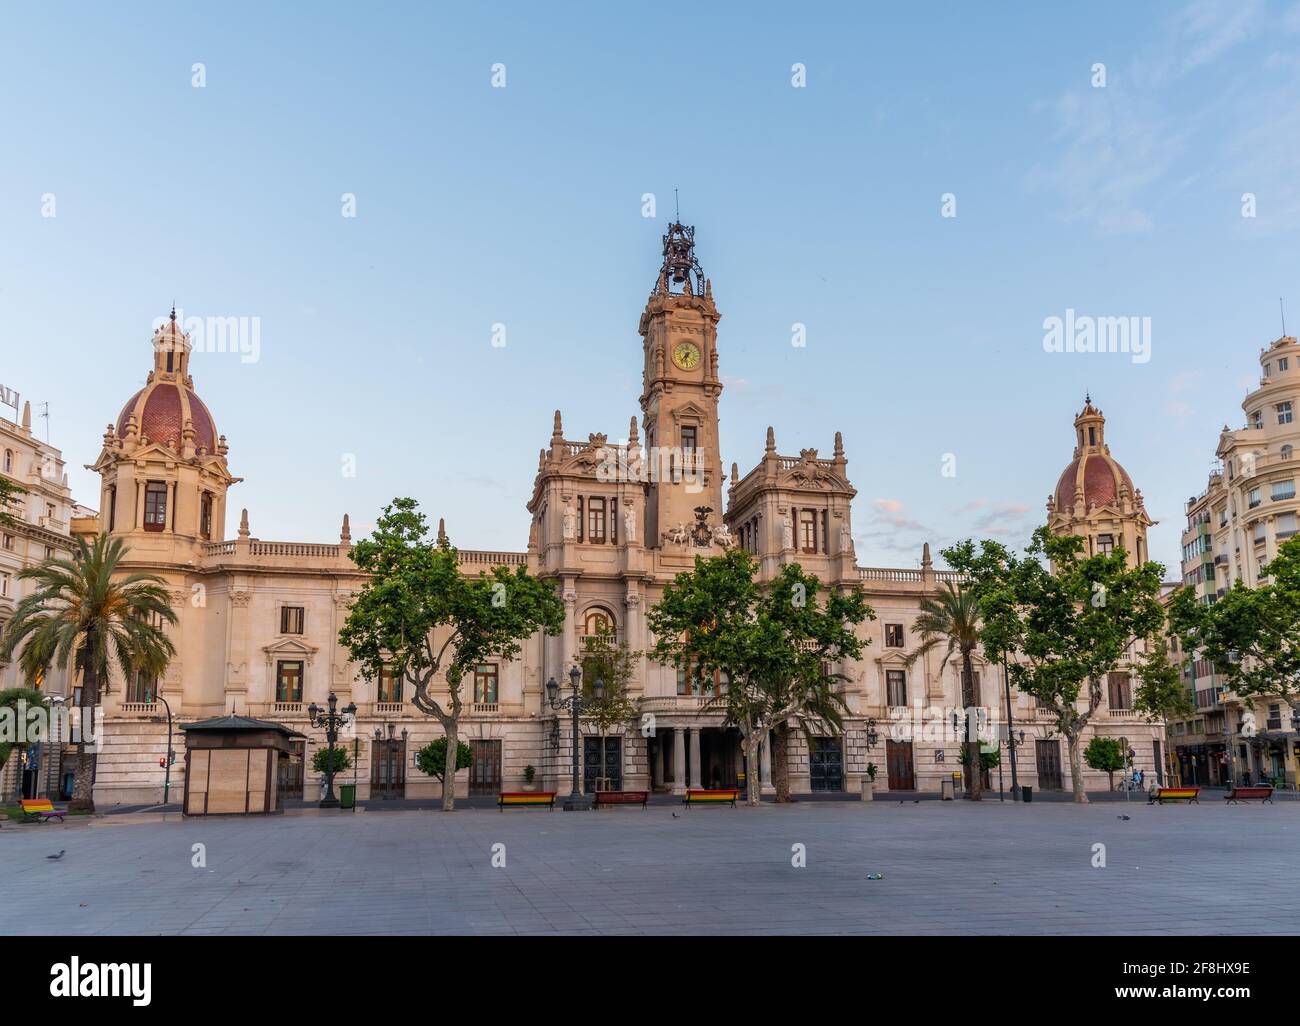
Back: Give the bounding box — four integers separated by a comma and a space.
82, 228, 1166, 805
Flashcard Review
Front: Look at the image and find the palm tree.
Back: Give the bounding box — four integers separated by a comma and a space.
0, 534, 176, 812
907, 581, 985, 801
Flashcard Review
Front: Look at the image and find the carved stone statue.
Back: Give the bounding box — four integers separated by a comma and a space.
665, 522, 689, 545
623, 504, 636, 543
839, 521, 852, 551
562, 504, 576, 540
712, 523, 733, 547
781, 514, 794, 550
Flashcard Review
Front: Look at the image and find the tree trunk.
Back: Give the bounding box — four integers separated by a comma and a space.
961, 649, 982, 801
441, 720, 458, 811
1107, 770, 1115, 791
71, 654, 97, 813
744, 726, 761, 807
772, 723, 792, 802
1067, 731, 1087, 803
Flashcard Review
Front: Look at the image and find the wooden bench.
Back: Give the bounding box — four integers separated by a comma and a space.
20, 798, 67, 823
683, 788, 740, 808
497, 791, 556, 811
1225, 786, 1274, 804
1148, 786, 1200, 805
593, 790, 649, 809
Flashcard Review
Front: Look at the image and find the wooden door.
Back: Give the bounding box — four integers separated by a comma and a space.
469, 739, 502, 796
277, 740, 304, 802
886, 740, 914, 790
370, 739, 406, 798
1035, 739, 1063, 790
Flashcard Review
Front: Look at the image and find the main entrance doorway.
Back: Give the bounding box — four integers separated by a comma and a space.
809, 737, 843, 792
1035, 739, 1063, 790
371, 738, 406, 798
469, 739, 502, 797
277, 740, 305, 803
886, 739, 915, 790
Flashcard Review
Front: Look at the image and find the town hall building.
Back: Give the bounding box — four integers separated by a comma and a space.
77, 225, 1166, 806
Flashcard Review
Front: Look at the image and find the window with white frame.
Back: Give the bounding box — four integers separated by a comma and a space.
1272, 479, 1295, 501
1278, 402, 1294, 425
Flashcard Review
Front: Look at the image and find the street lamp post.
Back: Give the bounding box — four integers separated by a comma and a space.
546, 666, 603, 811
307, 692, 357, 808
1002, 653, 1020, 799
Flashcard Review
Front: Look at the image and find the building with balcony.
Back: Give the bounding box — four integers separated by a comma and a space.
1171, 334, 1300, 787
78, 229, 1166, 806
0, 394, 87, 801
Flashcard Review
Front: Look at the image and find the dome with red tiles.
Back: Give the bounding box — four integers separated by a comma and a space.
1052, 398, 1133, 512
114, 310, 219, 454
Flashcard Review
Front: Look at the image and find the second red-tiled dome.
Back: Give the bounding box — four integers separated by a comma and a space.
1053, 398, 1133, 510
115, 311, 219, 454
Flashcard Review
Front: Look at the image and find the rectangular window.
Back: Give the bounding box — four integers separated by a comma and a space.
1249, 488, 1262, 508
276, 660, 303, 703
126, 670, 156, 704
1096, 533, 1115, 555
377, 666, 401, 703
885, 623, 905, 647
1107, 672, 1131, 711
200, 492, 213, 538
1, 534, 10, 550
587, 497, 606, 543
799, 509, 817, 554
0, 572, 9, 597
1279, 402, 1294, 425
280, 606, 305, 634
1271, 479, 1295, 501
1254, 522, 1267, 545
473, 664, 498, 704
1253, 410, 1264, 429
886, 669, 907, 707
1268, 704, 1282, 730
1281, 358, 1290, 371
1277, 513, 1297, 538
143, 481, 168, 531
680, 426, 697, 452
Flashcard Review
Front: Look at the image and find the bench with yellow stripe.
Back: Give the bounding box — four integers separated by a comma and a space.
1149, 786, 1200, 805
683, 788, 740, 808
20, 798, 67, 823
497, 791, 556, 811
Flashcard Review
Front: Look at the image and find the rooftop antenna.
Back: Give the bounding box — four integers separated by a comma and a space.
37, 402, 50, 442
1281, 297, 1288, 337
674, 187, 679, 222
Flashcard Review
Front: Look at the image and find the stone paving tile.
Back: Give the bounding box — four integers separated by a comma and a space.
1, 801, 1296, 934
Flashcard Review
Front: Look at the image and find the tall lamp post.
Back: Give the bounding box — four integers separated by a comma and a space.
307, 692, 357, 808
546, 666, 603, 811
1002, 653, 1020, 799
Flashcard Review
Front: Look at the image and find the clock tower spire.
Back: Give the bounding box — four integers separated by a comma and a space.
639, 221, 724, 548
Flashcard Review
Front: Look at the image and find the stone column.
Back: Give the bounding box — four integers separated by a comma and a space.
651, 738, 663, 788
760, 731, 772, 786
689, 728, 702, 789
672, 729, 686, 795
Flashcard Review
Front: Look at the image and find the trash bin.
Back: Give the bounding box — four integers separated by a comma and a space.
339, 783, 356, 810
1021, 785, 1032, 803
940, 778, 954, 800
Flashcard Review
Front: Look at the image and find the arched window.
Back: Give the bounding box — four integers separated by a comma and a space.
583, 609, 614, 637
2, 449, 11, 474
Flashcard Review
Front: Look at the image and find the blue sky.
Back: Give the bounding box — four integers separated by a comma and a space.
2, 0, 1299, 573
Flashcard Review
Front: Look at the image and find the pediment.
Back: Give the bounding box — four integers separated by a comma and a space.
263, 637, 320, 665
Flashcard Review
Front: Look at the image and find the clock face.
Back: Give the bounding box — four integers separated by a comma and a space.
671, 340, 702, 371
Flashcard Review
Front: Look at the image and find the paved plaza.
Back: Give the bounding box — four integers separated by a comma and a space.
2, 800, 1296, 935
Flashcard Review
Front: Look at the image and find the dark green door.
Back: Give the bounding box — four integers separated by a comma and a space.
583, 737, 621, 791
809, 737, 843, 792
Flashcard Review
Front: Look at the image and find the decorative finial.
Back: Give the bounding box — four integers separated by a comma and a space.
552, 409, 563, 440
765, 426, 776, 452
238, 508, 250, 539
340, 513, 351, 545
437, 517, 448, 545
628, 415, 639, 444
170, 303, 177, 324
833, 431, 844, 458
922, 542, 932, 569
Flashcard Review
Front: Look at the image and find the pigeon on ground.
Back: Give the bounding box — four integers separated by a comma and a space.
671, 812, 679, 818
1117, 815, 1131, 821
46, 850, 65, 860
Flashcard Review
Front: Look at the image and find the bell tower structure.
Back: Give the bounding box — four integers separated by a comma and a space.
639, 222, 725, 548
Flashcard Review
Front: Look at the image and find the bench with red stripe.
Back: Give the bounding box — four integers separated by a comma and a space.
1149, 786, 1200, 805
1225, 786, 1274, 804
593, 790, 649, 809
19, 798, 66, 823
683, 788, 739, 808
497, 791, 556, 811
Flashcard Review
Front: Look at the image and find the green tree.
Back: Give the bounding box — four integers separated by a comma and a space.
340, 498, 564, 810
958, 527, 1187, 803
1169, 536, 1300, 727
0, 535, 176, 812
414, 737, 472, 781
647, 548, 872, 807
312, 745, 352, 775
0, 477, 22, 529
1083, 735, 1125, 790
0, 687, 49, 801
906, 581, 987, 800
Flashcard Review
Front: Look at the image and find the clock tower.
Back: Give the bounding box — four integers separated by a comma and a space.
639, 222, 725, 548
